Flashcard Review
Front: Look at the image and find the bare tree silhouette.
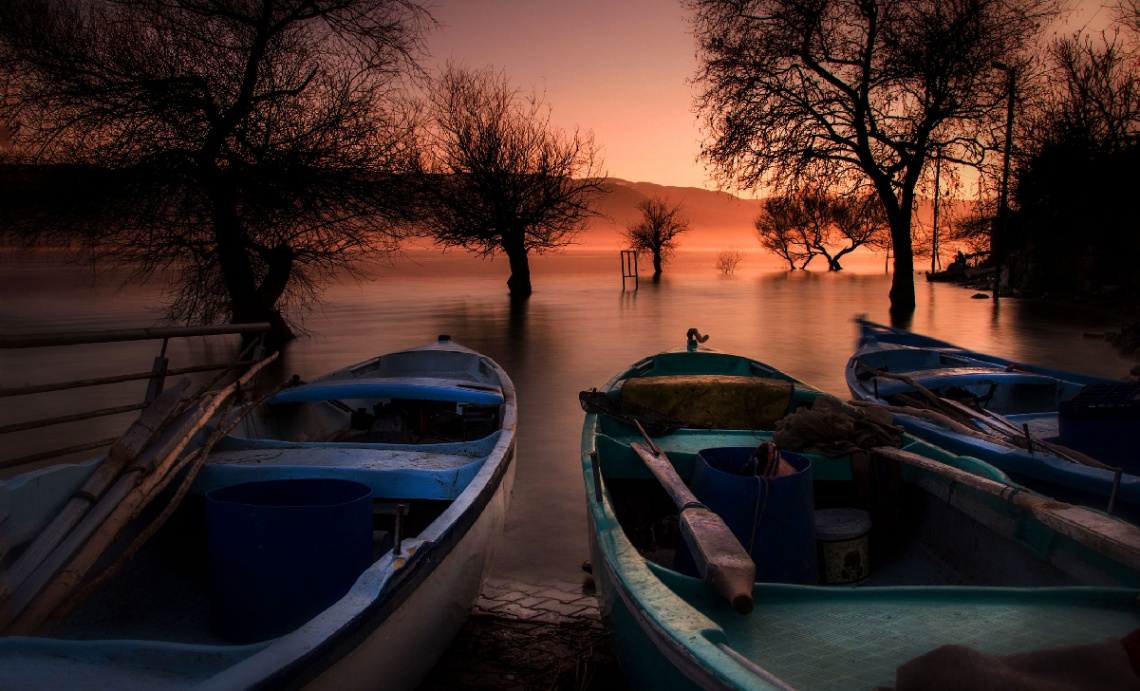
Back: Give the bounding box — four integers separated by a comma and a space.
418, 66, 607, 297
689, 0, 1057, 315
755, 190, 887, 270
1013, 7, 1140, 294
755, 196, 815, 269
716, 247, 746, 275
0, 0, 430, 348
828, 193, 891, 270
624, 195, 691, 276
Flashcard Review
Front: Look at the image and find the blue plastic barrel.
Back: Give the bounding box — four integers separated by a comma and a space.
674, 447, 817, 584
206, 478, 374, 642
1059, 382, 1140, 471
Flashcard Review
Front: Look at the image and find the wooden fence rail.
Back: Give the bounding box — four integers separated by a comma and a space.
0, 323, 273, 349
0, 323, 271, 470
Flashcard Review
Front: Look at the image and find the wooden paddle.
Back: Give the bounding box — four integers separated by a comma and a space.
629, 432, 755, 614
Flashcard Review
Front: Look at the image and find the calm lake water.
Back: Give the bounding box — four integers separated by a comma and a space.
1, 248, 1134, 587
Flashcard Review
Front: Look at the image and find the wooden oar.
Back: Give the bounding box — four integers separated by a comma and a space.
849, 399, 1017, 447
629, 436, 755, 614
0, 379, 191, 609
2, 353, 278, 634
871, 446, 1140, 572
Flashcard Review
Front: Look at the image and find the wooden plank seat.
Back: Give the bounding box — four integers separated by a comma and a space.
869, 367, 1058, 397
267, 377, 504, 406
192, 432, 503, 500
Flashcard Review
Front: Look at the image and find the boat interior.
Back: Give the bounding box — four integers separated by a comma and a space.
589, 366, 1140, 689
852, 344, 1086, 416
595, 425, 1133, 591
0, 346, 510, 658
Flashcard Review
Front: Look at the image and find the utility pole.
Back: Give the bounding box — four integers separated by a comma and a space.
931, 146, 942, 275
992, 61, 1016, 302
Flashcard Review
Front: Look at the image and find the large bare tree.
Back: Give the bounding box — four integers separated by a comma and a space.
418, 66, 606, 297
0, 0, 430, 348
689, 0, 1057, 314
624, 195, 691, 276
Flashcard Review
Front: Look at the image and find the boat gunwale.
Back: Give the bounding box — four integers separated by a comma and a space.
853, 318, 1118, 387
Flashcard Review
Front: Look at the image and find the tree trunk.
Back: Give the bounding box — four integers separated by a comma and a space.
818, 248, 841, 271
253, 243, 296, 350
503, 237, 532, 297
652, 248, 663, 276
887, 210, 917, 315
207, 176, 295, 349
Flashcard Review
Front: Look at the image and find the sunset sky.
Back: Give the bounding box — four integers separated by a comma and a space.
425, 0, 1119, 192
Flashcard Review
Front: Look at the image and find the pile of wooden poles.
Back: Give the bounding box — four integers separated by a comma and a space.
851, 362, 1117, 472
0, 349, 278, 635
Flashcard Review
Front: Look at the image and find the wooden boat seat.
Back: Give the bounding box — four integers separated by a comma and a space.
619, 375, 793, 430
267, 376, 504, 406
192, 432, 504, 500
872, 367, 1057, 397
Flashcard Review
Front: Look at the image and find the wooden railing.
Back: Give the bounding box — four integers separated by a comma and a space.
0, 323, 271, 470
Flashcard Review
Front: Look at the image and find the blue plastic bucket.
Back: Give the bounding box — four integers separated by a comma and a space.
674, 447, 817, 584
206, 478, 374, 642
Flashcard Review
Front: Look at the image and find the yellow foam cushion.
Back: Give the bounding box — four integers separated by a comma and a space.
620, 375, 793, 430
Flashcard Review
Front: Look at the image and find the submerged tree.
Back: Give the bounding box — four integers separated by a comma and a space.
624, 195, 691, 276
754, 189, 887, 270
755, 195, 816, 269
0, 0, 430, 348
689, 0, 1057, 315
829, 193, 891, 269
419, 66, 607, 297
715, 247, 746, 274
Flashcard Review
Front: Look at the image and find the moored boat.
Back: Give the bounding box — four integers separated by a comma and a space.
846, 317, 1140, 519
581, 329, 1140, 690
0, 335, 516, 690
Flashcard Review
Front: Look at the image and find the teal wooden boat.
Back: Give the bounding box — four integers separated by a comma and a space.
580, 330, 1140, 690
0, 336, 516, 690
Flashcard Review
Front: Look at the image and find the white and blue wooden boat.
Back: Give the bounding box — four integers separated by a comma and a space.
846, 318, 1140, 519
0, 336, 516, 690
581, 330, 1140, 690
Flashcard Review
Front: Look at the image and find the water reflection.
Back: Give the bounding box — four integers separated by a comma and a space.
2, 249, 1133, 586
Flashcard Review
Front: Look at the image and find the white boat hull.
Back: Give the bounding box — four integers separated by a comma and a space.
308, 453, 514, 690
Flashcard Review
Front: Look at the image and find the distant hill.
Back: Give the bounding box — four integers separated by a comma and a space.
581, 179, 767, 250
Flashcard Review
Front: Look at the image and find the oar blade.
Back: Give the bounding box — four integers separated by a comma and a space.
680, 508, 756, 614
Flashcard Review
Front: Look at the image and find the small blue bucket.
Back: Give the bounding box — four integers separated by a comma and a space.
207, 478, 374, 642
674, 447, 817, 584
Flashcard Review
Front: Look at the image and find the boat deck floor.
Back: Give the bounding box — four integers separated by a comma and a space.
675, 576, 1139, 691
732, 591, 1134, 691
41, 498, 233, 646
